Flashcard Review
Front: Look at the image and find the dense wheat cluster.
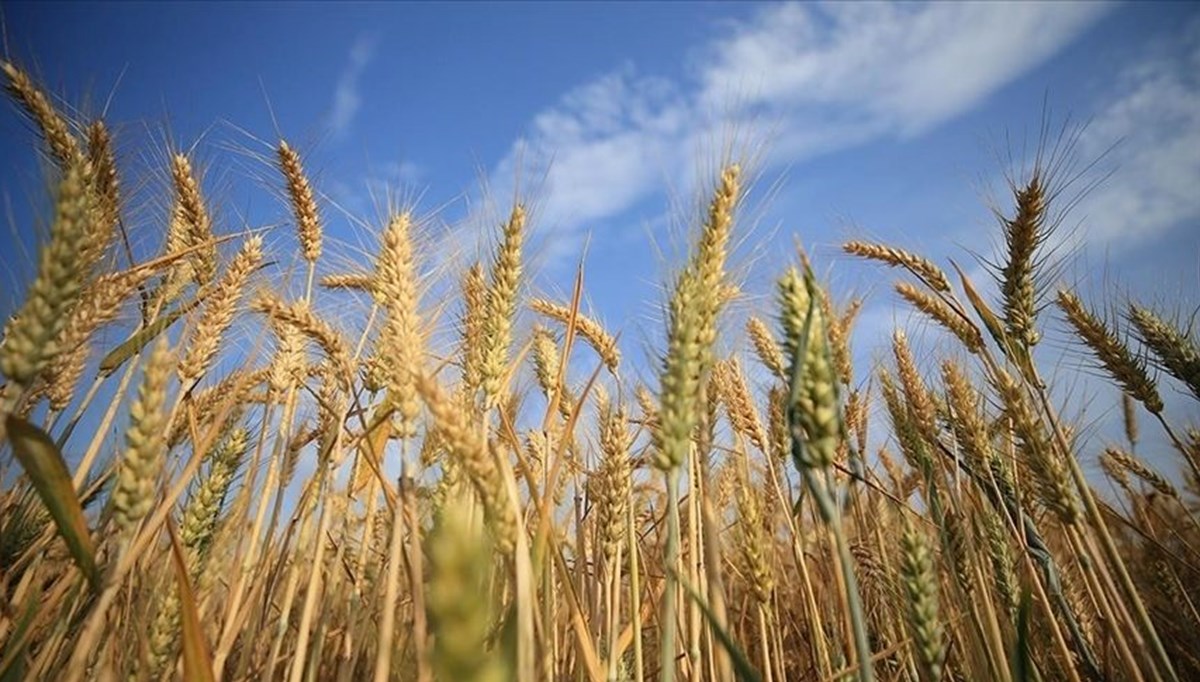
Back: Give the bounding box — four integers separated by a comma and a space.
2, 60, 1198, 682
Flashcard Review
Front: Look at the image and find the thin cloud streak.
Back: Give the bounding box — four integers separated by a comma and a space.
329, 34, 377, 139
1074, 19, 1200, 246
479, 2, 1111, 268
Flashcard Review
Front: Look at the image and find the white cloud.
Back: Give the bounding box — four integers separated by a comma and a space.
700, 3, 1108, 138
1074, 20, 1200, 245
478, 2, 1109, 266
494, 68, 689, 230
329, 34, 377, 138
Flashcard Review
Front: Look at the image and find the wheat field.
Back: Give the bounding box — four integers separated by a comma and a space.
0, 57, 1198, 682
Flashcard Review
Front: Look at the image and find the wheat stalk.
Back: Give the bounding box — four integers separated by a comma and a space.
1128, 305, 1200, 401
0, 163, 90, 387
370, 212, 424, 437
480, 205, 526, 407
843, 240, 951, 293
277, 140, 323, 263
1000, 174, 1046, 348
2, 60, 81, 167
111, 338, 174, 536
529, 297, 621, 372
170, 153, 217, 286
1057, 289, 1163, 414
179, 236, 263, 385
895, 281, 983, 353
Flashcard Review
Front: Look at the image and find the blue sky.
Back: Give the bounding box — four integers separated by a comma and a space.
2, 2, 1198, 478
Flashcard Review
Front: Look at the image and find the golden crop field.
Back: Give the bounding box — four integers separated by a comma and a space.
0, 55, 1197, 682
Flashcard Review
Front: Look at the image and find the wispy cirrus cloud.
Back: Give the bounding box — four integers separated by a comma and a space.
1073, 18, 1200, 246
329, 34, 377, 139
950, 15, 1200, 259
698, 3, 1108, 140
493, 67, 690, 229
482, 2, 1110, 264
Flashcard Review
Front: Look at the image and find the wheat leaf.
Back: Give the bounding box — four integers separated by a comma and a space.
98, 297, 199, 375
167, 520, 216, 682
5, 415, 99, 591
